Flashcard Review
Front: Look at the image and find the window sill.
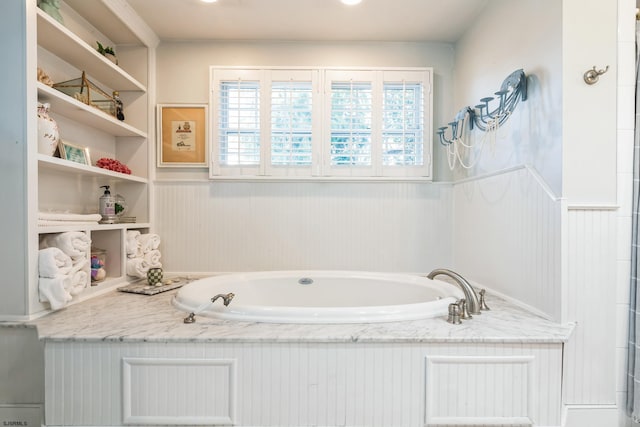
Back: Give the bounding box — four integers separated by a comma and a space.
206, 175, 433, 183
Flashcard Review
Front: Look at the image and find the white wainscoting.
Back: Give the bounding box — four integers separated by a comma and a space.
122, 357, 236, 425
450, 166, 619, 419
563, 206, 618, 406
425, 355, 535, 425
153, 181, 454, 274
452, 166, 563, 321
44, 341, 563, 427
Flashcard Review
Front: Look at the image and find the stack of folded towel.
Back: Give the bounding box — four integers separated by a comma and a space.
38, 231, 91, 310
126, 230, 162, 278
38, 211, 102, 227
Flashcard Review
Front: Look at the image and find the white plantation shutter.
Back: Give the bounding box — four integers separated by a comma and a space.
380, 70, 430, 177
211, 69, 263, 176
218, 80, 260, 166
271, 81, 313, 166
210, 67, 431, 179
266, 69, 319, 177
324, 70, 376, 177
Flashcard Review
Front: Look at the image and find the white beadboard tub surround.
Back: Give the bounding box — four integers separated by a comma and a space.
152, 180, 454, 273
452, 166, 562, 322
30, 287, 572, 427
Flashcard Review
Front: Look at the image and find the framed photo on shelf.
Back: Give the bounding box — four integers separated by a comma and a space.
58, 140, 90, 165
157, 104, 208, 167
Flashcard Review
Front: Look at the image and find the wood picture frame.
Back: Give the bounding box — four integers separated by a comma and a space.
157, 104, 208, 167
58, 140, 91, 165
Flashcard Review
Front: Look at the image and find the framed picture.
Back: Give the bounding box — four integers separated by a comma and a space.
58, 140, 91, 165
157, 104, 208, 167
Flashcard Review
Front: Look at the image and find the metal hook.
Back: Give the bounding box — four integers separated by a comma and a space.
583, 65, 609, 85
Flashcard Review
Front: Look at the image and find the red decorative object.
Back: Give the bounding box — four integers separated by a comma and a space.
96, 157, 131, 174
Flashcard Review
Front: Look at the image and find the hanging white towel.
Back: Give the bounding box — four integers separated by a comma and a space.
38, 247, 72, 278
41, 231, 91, 259
138, 233, 160, 254
126, 257, 149, 278
38, 275, 73, 310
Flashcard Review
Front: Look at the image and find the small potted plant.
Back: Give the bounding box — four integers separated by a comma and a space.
96, 41, 118, 65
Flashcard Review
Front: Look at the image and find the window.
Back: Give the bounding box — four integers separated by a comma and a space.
210, 67, 431, 179
218, 80, 260, 166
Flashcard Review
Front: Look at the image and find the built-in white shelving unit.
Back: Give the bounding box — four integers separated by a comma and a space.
0, 0, 157, 320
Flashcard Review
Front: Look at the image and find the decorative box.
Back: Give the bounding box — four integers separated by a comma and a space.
53, 71, 116, 117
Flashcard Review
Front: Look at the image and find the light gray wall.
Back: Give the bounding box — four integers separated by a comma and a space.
451, 0, 563, 196
154, 41, 458, 274
451, 0, 564, 319
156, 40, 456, 181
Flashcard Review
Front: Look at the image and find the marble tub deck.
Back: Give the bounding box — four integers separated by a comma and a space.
26, 285, 574, 344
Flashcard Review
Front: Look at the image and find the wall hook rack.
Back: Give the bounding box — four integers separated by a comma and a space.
437, 69, 528, 146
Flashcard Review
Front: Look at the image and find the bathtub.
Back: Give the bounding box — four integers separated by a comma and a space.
172, 270, 465, 323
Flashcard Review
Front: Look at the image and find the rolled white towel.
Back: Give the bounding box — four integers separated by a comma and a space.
126, 257, 149, 278
143, 249, 162, 268
68, 258, 90, 293
126, 230, 142, 258
70, 257, 89, 275
138, 233, 160, 253
41, 231, 91, 258
68, 270, 89, 296
39, 275, 73, 310
38, 247, 72, 278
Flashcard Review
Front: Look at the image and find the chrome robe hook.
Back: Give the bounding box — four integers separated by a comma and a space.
583, 65, 609, 85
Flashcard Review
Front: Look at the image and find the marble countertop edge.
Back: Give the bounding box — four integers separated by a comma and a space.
0, 287, 575, 345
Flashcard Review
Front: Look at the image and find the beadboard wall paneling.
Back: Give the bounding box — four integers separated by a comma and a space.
563, 207, 617, 405
452, 167, 562, 321
154, 181, 453, 273
44, 341, 563, 427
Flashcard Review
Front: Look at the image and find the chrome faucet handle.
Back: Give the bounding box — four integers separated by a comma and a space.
183, 312, 196, 323
457, 299, 472, 320
479, 289, 490, 311
447, 303, 462, 324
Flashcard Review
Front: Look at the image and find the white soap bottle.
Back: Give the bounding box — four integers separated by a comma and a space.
99, 185, 116, 224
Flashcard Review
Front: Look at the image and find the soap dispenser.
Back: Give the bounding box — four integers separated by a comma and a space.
99, 185, 116, 224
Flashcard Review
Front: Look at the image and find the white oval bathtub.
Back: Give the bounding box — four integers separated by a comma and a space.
172, 271, 465, 324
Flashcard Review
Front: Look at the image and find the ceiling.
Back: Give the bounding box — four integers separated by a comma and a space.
126, 0, 488, 43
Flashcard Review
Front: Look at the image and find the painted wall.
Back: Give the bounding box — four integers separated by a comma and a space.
154, 41, 457, 274
450, 0, 563, 195
449, 0, 563, 319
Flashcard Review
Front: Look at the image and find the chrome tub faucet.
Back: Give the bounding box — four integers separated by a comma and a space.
427, 268, 481, 315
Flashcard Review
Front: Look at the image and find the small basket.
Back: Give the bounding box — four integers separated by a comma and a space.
53, 71, 116, 117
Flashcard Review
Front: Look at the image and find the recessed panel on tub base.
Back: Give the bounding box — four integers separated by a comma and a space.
122, 357, 236, 425
425, 355, 535, 426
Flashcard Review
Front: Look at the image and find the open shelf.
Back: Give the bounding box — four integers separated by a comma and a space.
38, 222, 151, 235
38, 154, 148, 183
37, 82, 147, 138
36, 8, 146, 92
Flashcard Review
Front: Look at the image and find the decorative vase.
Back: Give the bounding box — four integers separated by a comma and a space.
37, 102, 59, 156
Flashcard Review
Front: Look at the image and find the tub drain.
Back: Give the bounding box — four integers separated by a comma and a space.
298, 277, 314, 285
